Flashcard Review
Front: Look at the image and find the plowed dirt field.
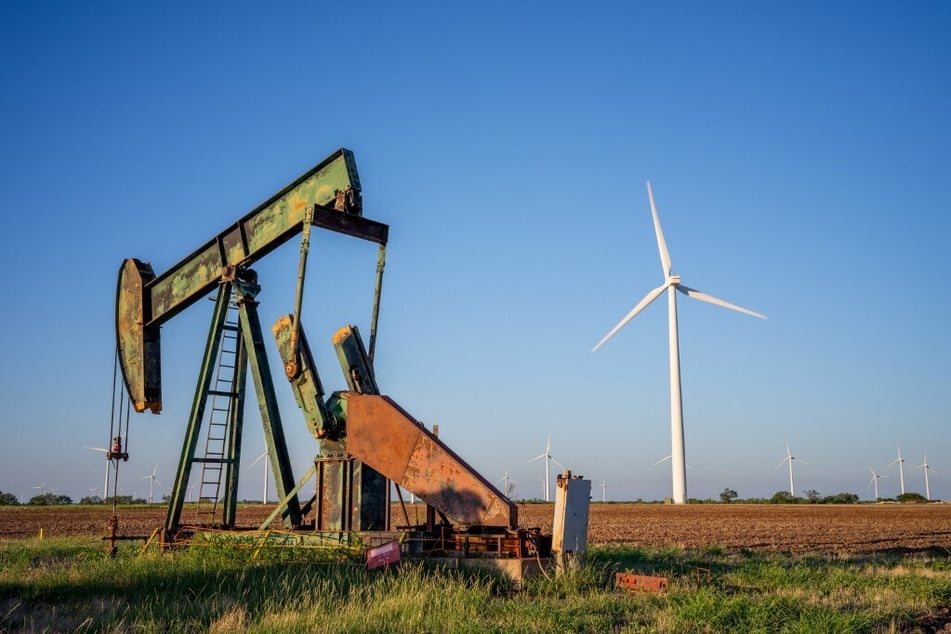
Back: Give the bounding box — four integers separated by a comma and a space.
3, 503, 949, 554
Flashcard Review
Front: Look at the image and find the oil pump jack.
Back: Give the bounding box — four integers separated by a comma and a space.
115, 149, 548, 562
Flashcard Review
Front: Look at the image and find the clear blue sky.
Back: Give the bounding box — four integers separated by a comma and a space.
1, 2, 948, 504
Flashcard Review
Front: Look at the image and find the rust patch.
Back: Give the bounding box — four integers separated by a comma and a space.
615, 572, 669, 593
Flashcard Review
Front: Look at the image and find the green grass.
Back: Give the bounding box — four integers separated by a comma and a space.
1, 537, 948, 632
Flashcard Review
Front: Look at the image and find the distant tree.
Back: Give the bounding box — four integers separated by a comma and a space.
29, 493, 72, 505
897, 492, 927, 503
720, 488, 738, 503
0, 491, 19, 506
820, 492, 859, 504
804, 489, 820, 503
79, 495, 104, 505
770, 490, 797, 504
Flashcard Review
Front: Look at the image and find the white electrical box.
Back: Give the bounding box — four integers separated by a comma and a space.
552, 470, 591, 569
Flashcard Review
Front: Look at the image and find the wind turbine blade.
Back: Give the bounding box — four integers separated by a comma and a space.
528, 454, 546, 463
677, 285, 767, 319
654, 455, 672, 466
84, 446, 108, 453
776, 457, 789, 470
592, 283, 668, 351
250, 452, 267, 466
646, 182, 672, 277
551, 457, 566, 470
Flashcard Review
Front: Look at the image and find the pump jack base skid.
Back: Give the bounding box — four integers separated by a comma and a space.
154, 524, 552, 588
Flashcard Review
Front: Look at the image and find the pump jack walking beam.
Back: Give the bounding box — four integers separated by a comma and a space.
116, 148, 388, 414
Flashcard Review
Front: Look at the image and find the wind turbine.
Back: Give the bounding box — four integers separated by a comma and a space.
528, 435, 564, 502
776, 444, 807, 497
140, 466, 163, 504
84, 445, 111, 499
915, 454, 937, 501
496, 470, 517, 498
600, 480, 607, 502
887, 445, 906, 495
250, 452, 269, 504
867, 467, 887, 500
593, 182, 766, 504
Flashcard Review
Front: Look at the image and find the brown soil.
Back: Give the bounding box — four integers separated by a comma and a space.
3, 503, 949, 554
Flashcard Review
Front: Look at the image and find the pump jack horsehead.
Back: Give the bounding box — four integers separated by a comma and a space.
115, 149, 541, 559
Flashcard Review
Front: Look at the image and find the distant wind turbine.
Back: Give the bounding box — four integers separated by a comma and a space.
140, 466, 163, 504
887, 445, 906, 495
496, 470, 517, 498
600, 480, 607, 502
915, 454, 937, 501
868, 467, 887, 500
528, 435, 564, 502
776, 444, 807, 497
593, 182, 766, 504
84, 445, 111, 499
250, 452, 269, 504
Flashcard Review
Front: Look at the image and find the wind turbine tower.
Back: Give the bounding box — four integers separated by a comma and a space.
250, 452, 270, 504
868, 467, 886, 501
887, 445, 906, 496
496, 470, 516, 498
84, 446, 111, 499
916, 454, 936, 501
776, 444, 806, 497
141, 466, 163, 504
528, 436, 564, 502
593, 182, 766, 504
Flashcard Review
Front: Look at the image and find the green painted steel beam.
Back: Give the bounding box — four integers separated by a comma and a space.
117, 148, 389, 413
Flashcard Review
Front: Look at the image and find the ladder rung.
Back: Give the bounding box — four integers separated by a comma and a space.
208, 390, 236, 398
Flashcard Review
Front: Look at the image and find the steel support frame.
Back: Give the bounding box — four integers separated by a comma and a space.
164, 271, 303, 539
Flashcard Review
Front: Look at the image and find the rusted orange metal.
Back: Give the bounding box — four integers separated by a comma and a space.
615, 572, 669, 593
343, 393, 517, 529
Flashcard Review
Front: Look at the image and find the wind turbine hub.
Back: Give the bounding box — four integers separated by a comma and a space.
667, 275, 681, 285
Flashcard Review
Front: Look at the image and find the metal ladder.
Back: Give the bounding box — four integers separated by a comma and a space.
194, 298, 241, 525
